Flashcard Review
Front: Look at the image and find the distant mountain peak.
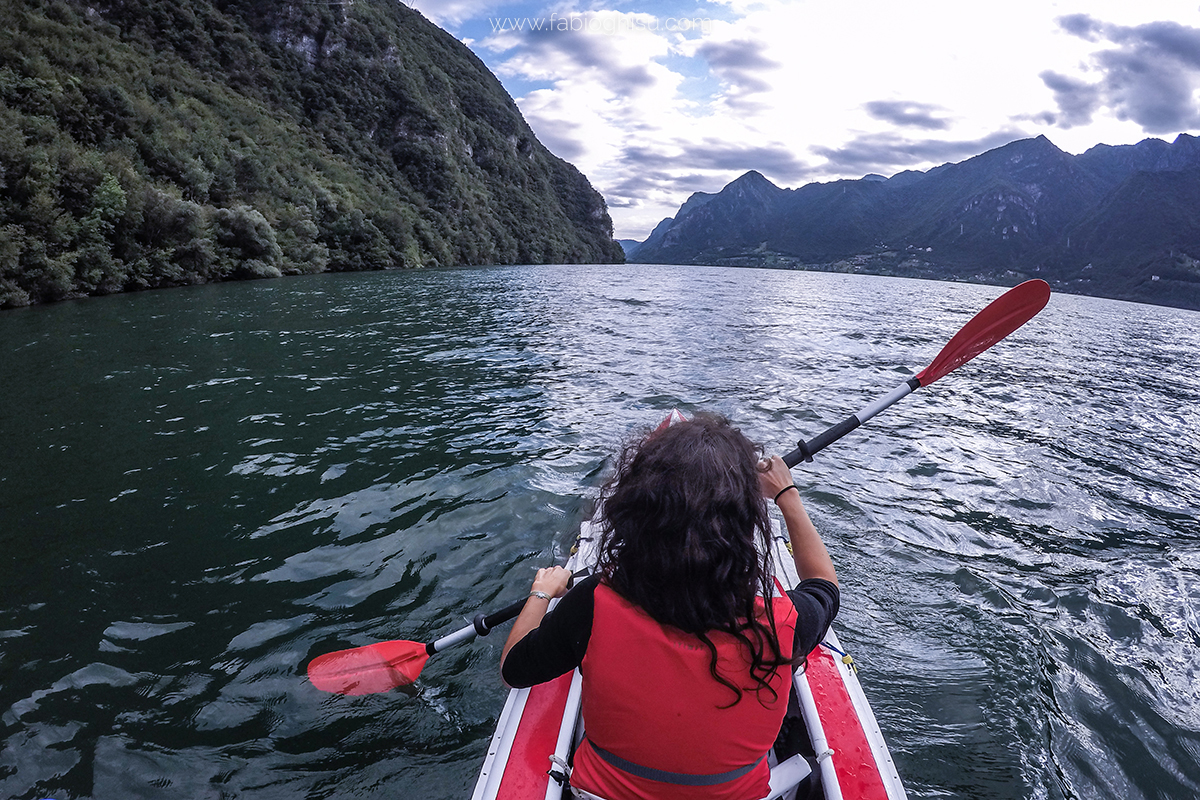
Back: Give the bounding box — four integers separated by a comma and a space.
1001, 134, 1066, 157
717, 170, 785, 206
728, 170, 781, 190
629, 133, 1200, 311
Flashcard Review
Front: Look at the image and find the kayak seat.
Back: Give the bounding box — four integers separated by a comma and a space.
762, 754, 814, 799
563, 754, 812, 800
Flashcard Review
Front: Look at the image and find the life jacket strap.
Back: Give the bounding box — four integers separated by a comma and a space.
584, 738, 765, 787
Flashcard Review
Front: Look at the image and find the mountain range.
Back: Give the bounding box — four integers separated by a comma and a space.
627, 134, 1200, 311
1, 0, 622, 308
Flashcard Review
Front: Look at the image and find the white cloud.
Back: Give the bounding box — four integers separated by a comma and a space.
441, 0, 1200, 239
404, 0, 501, 26
1043, 15, 1200, 133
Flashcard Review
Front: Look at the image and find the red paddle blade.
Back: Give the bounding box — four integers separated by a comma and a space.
915, 279, 1050, 387
307, 640, 430, 695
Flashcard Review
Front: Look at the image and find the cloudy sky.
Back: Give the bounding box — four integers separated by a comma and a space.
404, 0, 1200, 240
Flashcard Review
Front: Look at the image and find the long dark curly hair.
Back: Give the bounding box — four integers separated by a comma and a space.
596, 413, 789, 705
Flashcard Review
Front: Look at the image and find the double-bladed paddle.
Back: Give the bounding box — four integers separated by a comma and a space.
307, 278, 1051, 695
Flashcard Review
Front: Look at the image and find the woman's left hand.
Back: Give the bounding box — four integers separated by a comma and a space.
530, 566, 572, 599
501, 565, 572, 681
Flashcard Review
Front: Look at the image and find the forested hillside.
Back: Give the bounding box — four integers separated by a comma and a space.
0, 0, 623, 308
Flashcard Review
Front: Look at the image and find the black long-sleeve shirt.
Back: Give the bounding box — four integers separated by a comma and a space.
503, 575, 840, 688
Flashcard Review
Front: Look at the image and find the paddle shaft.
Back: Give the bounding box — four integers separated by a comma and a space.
426, 597, 528, 655
783, 377, 920, 467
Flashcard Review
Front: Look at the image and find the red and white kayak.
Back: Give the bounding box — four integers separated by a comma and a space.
471, 415, 907, 800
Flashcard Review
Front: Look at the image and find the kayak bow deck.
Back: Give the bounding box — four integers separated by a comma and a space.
471, 514, 907, 800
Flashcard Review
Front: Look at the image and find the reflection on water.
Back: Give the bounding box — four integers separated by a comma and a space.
1, 266, 1198, 799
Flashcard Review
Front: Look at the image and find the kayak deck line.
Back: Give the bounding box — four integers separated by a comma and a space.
473, 518, 908, 800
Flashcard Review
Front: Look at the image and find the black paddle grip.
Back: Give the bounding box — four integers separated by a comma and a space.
476, 598, 528, 636
472, 569, 589, 637
782, 416, 861, 468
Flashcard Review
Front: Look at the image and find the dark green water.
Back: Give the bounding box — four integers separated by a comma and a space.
1, 265, 1197, 799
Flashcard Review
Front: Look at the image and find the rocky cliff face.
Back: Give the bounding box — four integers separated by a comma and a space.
0, 0, 622, 308
632, 134, 1200, 310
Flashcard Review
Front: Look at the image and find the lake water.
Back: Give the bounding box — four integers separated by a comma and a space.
1, 264, 1198, 800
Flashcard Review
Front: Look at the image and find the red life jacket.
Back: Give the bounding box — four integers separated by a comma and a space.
572, 583, 798, 800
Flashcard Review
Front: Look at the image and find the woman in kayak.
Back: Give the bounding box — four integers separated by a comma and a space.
500, 413, 839, 800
